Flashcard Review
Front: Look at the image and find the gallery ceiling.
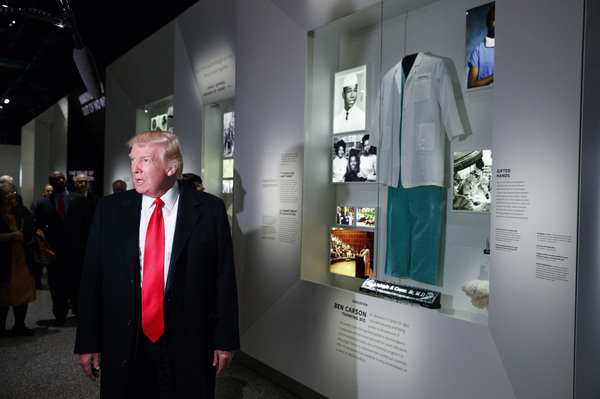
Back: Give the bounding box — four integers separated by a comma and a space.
0, 0, 199, 145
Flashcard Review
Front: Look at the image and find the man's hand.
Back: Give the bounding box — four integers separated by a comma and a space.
78, 353, 101, 381
213, 350, 235, 375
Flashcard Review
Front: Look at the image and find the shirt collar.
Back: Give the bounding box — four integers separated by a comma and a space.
142, 180, 180, 211
485, 36, 495, 48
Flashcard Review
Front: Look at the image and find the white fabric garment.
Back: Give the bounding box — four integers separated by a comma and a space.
371, 52, 465, 188
333, 106, 366, 133
332, 156, 348, 182
359, 154, 377, 181
139, 181, 180, 288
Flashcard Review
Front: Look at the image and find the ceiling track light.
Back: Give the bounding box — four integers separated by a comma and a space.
0, 0, 103, 100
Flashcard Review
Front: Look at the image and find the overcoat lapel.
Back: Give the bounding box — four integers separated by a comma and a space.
166, 187, 202, 292
119, 193, 142, 280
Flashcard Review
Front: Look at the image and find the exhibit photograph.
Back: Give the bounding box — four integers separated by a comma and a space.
330, 227, 374, 279
332, 133, 377, 183
465, 2, 495, 89
333, 65, 367, 133
452, 150, 492, 212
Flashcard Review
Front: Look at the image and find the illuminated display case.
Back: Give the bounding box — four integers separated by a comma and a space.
301, 0, 494, 324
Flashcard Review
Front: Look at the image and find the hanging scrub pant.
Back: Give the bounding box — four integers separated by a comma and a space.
384, 70, 443, 285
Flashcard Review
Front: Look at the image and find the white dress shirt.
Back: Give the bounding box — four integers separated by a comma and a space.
139, 181, 180, 288
371, 52, 465, 188
334, 106, 366, 133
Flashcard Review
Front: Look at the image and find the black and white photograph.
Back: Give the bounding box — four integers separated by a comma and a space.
356, 207, 376, 228
223, 111, 235, 157
336, 206, 355, 226
465, 2, 495, 89
333, 65, 367, 133
222, 179, 233, 194
453, 150, 492, 212
332, 133, 377, 183
151, 113, 168, 131
330, 228, 374, 279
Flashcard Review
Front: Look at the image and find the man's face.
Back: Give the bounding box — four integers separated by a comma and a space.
112, 182, 127, 193
487, 10, 495, 36
342, 84, 358, 110
43, 185, 54, 196
337, 146, 345, 158
49, 171, 66, 193
349, 156, 359, 172
129, 145, 176, 198
74, 174, 89, 194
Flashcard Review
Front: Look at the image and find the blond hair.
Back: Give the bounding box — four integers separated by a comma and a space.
128, 131, 184, 178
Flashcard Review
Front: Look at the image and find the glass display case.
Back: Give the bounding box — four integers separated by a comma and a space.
203, 98, 235, 228
302, 0, 494, 323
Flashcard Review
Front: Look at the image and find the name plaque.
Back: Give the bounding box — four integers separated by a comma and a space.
360, 278, 441, 309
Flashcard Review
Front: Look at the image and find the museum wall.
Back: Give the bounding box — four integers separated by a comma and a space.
98, 0, 591, 397
575, 0, 600, 395
236, 0, 586, 398
489, 0, 583, 397
236, 0, 513, 397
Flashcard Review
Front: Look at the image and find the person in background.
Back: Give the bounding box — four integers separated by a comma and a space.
467, 5, 495, 88
358, 134, 377, 181
74, 173, 101, 217
29, 184, 54, 214
111, 179, 127, 194
181, 172, 205, 191
0, 183, 36, 336
75, 131, 239, 398
332, 140, 348, 183
0, 175, 23, 206
29, 183, 54, 289
35, 171, 90, 326
344, 149, 366, 182
359, 244, 372, 278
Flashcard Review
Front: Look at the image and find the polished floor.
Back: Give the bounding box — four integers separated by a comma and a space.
0, 276, 299, 399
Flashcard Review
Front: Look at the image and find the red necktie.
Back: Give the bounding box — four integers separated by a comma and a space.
58, 195, 66, 220
142, 198, 165, 342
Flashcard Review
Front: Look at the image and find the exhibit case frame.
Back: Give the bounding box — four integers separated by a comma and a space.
202, 97, 235, 225
301, 0, 494, 324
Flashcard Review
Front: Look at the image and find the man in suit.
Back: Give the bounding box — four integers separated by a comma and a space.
35, 171, 90, 325
74, 172, 102, 217
75, 131, 239, 398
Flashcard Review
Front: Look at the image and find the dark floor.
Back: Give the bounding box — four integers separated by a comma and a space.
0, 277, 299, 399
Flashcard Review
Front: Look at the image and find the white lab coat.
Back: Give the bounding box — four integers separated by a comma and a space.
371, 52, 465, 188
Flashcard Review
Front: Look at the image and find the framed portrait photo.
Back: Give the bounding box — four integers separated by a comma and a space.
335, 206, 355, 226
332, 133, 377, 183
356, 207, 376, 228
452, 150, 492, 212
330, 227, 375, 279
465, 2, 495, 89
333, 65, 367, 134
223, 111, 235, 157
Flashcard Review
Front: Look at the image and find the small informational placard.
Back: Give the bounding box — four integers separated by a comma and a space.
197, 52, 235, 103
360, 278, 441, 309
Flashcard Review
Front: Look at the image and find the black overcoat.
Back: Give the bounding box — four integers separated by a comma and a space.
74, 184, 240, 398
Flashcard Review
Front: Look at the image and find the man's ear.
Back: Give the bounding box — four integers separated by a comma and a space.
166, 162, 178, 177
